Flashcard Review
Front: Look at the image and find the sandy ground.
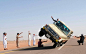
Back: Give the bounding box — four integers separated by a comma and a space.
0, 39, 51, 51
1, 36, 83, 51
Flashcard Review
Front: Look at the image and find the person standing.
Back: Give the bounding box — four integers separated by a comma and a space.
33, 34, 37, 46
28, 31, 31, 46
16, 32, 23, 48
3, 32, 8, 50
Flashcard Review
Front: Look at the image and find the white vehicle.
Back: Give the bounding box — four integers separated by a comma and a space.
39, 21, 73, 48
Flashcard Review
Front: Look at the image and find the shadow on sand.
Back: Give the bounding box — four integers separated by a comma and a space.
13, 46, 54, 51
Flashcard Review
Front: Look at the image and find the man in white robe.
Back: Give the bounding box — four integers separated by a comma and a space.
28, 31, 31, 46
3, 32, 8, 50
33, 34, 37, 46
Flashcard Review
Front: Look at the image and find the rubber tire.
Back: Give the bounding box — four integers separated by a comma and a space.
60, 42, 63, 46
53, 43, 57, 48
39, 31, 44, 37
57, 43, 60, 47
60, 43, 63, 46
39, 28, 47, 37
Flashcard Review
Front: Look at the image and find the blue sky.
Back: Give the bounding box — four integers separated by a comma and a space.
0, 0, 86, 41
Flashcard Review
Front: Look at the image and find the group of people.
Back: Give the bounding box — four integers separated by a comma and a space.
28, 31, 38, 46
2, 16, 55, 50
3, 31, 47, 50
3, 16, 85, 50
3, 32, 24, 50
2, 16, 57, 50
28, 31, 48, 47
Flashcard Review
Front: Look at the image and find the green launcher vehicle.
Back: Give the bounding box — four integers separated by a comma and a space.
39, 21, 73, 48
